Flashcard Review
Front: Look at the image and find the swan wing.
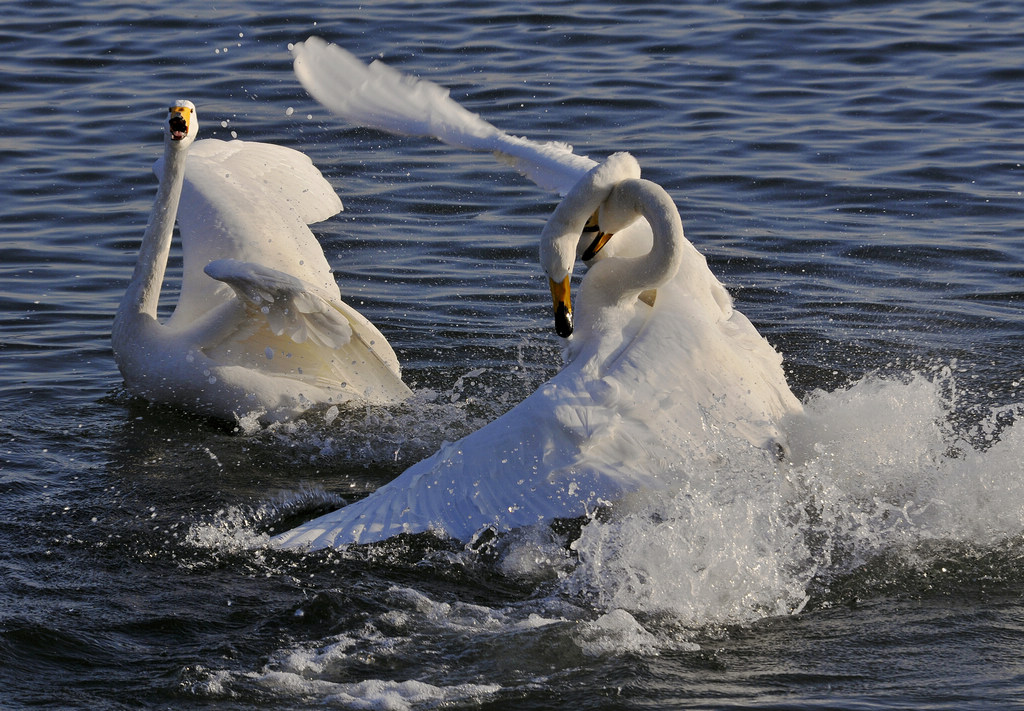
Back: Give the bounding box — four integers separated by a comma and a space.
156, 138, 344, 326
272, 367, 658, 549
202, 258, 408, 387
292, 36, 596, 193
203, 258, 352, 350
171, 138, 343, 225
292, 38, 655, 260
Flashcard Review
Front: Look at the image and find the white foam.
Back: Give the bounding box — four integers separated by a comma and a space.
248, 672, 498, 711
184, 504, 272, 555
573, 609, 672, 657
548, 369, 1023, 627
192, 368, 1023, 705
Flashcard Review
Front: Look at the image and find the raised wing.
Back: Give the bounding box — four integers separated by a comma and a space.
157, 138, 344, 326
292, 36, 598, 194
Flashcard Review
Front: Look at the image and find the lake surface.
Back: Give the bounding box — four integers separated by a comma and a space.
2, 0, 1023, 708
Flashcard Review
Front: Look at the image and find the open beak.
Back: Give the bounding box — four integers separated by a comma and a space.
168, 105, 192, 141
580, 210, 615, 262
549, 275, 573, 338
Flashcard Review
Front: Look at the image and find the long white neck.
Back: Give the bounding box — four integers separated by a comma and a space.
563, 179, 684, 368
116, 139, 189, 328
592, 178, 684, 300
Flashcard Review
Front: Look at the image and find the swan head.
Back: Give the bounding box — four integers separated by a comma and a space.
539, 152, 641, 337
578, 177, 652, 262
166, 99, 198, 145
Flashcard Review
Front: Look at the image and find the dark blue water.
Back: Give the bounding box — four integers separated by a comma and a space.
2, 1, 1023, 708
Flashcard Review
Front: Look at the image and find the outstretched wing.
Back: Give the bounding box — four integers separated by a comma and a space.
271, 368, 659, 549
292, 36, 597, 194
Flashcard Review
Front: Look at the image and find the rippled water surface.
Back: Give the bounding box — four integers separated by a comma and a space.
2, 1, 1023, 708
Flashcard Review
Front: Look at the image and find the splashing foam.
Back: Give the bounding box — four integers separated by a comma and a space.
183, 487, 347, 564
544, 369, 1024, 628
573, 608, 669, 656
195, 585, 528, 706
259, 676, 500, 711
244, 366, 544, 469
202, 367, 1022, 641
180, 370, 1024, 705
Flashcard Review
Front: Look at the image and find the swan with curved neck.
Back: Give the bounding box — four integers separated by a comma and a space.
273, 156, 794, 549
539, 152, 672, 341
287, 38, 765, 337
112, 100, 411, 424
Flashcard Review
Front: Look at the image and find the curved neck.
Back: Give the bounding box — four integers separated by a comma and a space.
598, 179, 684, 297
566, 179, 685, 368
119, 140, 189, 322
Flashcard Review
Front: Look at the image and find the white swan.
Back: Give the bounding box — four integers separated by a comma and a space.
272, 154, 801, 549
112, 100, 411, 424
289, 37, 800, 422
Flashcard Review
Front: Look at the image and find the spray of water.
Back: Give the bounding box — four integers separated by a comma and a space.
182, 366, 1023, 706
547, 369, 1024, 628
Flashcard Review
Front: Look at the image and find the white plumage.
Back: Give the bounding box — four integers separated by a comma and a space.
273, 149, 801, 548
112, 100, 410, 424
271, 40, 802, 548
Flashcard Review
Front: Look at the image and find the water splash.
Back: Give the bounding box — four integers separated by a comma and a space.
547, 369, 1024, 629
214, 365, 1024, 635
184, 366, 1024, 706
240, 359, 556, 470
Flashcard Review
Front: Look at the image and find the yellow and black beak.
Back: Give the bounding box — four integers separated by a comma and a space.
168, 105, 192, 141
580, 209, 615, 262
549, 275, 573, 338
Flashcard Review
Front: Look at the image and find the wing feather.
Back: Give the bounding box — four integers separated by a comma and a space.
292, 36, 597, 194
204, 258, 352, 350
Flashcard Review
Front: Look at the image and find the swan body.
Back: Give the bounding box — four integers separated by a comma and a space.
112, 100, 410, 424
289, 37, 800, 426
273, 155, 800, 549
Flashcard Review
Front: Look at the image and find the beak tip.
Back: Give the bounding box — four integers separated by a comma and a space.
555, 304, 574, 338
549, 276, 573, 337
